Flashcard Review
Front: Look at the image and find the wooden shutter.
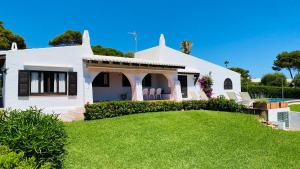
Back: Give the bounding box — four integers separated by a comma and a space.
18, 70, 30, 96
68, 72, 77, 95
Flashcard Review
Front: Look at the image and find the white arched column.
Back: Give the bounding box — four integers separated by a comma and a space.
125, 73, 146, 101
163, 73, 182, 101
173, 80, 183, 101
83, 69, 99, 104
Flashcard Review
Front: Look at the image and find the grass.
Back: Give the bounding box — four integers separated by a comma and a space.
64, 110, 300, 169
289, 104, 300, 112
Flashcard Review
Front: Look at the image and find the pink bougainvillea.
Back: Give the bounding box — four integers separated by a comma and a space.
198, 76, 213, 98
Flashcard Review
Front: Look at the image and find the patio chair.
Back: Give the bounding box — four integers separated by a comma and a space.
199, 90, 209, 100
240, 92, 252, 101
143, 88, 149, 100
226, 92, 239, 101
156, 88, 162, 100
149, 88, 156, 100
240, 92, 254, 107
226, 92, 253, 107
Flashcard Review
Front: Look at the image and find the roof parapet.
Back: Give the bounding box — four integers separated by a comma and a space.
11, 42, 18, 50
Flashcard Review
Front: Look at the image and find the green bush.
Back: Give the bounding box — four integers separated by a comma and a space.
292, 74, 300, 87
260, 73, 287, 86
206, 98, 243, 112
242, 85, 300, 98
85, 98, 246, 120
0, 108, 67, 168
0, 145, 51, 169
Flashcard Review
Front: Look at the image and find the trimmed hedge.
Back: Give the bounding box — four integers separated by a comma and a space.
85, 98, 246, 120
242, 85, 300, 99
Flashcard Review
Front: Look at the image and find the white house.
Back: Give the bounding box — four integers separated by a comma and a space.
0, 30, 240, 120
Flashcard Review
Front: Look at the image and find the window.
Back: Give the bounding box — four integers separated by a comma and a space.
142, 74, 152, 87
122, 74, 131, 87
224, 78, 233, 90
30, 71, 67, 95
93, 72, 110, 87
178, 75, 188, 98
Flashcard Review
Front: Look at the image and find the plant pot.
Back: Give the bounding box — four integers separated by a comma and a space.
253, 102, 270, 110
269, 102, 280, 109
253, 102, 280, 110
279, 102, 288, 108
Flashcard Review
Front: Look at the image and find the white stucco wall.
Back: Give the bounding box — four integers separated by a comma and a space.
3, 45, 93, 114
135, 43, 241, 98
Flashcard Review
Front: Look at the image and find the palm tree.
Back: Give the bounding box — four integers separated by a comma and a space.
181, 41, 193, 54
224, 60, 229, 68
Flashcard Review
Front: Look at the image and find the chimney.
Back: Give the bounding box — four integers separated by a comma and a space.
11, 42, 18, 50
82, 30, 91, 47
159, 34, 165, 47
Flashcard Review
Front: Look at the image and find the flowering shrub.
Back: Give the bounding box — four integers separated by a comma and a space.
198, 76, 213, 98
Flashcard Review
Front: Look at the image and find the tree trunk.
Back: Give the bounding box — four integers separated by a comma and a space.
288, 67, 294, 79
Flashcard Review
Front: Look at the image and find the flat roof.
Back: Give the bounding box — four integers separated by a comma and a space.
83, 55, 185, 69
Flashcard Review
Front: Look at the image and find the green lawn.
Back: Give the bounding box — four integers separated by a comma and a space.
64, 110, 300, 169
289, 104, 300, 112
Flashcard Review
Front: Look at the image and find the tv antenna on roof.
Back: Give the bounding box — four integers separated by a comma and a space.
128, 31, 137, 52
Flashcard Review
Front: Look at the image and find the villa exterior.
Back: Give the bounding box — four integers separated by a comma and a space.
0, 30, 241, 119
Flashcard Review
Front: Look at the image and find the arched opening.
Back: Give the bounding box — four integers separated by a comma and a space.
224, 78, 233, 90
142, 73, 171, 100
92, 72, 132, 101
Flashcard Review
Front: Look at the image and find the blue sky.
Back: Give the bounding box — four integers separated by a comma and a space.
1, 0, 300, 78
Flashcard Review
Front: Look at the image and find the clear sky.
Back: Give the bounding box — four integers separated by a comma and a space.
1, 0, 300, 78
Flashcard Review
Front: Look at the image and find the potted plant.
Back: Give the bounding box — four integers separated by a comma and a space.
253, 99, 269, 110
253, 99, 281, 109
269, 102, 280, 109
279, 102, 288, 108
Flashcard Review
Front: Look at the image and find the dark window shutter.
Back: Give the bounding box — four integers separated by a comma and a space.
68, 72, 77, 95
18, 70, 30, 96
